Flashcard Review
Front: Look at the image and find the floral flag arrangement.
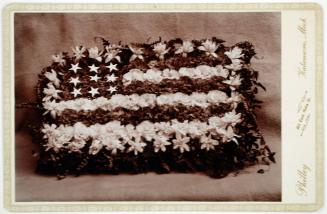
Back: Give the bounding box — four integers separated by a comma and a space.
35, 37, 275, 178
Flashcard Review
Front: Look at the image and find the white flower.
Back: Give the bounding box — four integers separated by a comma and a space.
198, 39, 219, 58
41, 124, 57, 138
176, 93, 192, 106
138, 93, 156, 108
44, 69, 60, 87
153, 42, 170, 60
156, 94, 170, 106
228, 92, 243, 108
73, 122, 90, 140
174, 41, 194, 57
72, 46, 86, 60
196, 65, 215, 78
190, 92, 208, 107
215, 65, 229, 78
110, 94, 128, 110
89, 139, 103, 155
144, 69, 163, 83
221, 111, 242, 126
123, 69, 144, 85
123, 124, 137, 141
179, 67, 194, 78
129, 46, 144, 62
52, 52, 66, 66
207, 90, 228, 104
56, 125, 74, 143
102, 136, 125, 154
225, 59, 243, 71
127, 94, 141, 111
222, 75, 243, 90
91, 97, 107, 111
218, 126, 240, 144
162, 69, 179, 79
225, 46, 244, 60
68, 139, 87, 152
171, 120, 190, 136
136, 120, 156, 141
187, 121, 208, 138
127, 136, 147, 155
105, 121, 125, 138
44, 136, 64, 153
153, 135, 171, 152
88, 125, 99, 138
104, 45, 121, 63
199, 134, 219, 151
155, 122, 175, 136
88, 47, 103, 62
43, 83, 62, 102
43, 100, 58, 119
208, 116, 225, 129
172, 132, 190, 153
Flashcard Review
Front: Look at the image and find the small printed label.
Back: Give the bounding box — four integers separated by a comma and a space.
296, 90, 311, 136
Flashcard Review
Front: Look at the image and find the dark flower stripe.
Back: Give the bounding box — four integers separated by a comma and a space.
53, 103, 234, 126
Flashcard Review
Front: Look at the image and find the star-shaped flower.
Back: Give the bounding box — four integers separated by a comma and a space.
43, 100, 58, 119
127, 136, 147, 155
221, 111, 242, 126
129, 46, 144, 62
52, 52, 66, 66
153, 135, 171, 152
218, 126, 240, 144
106, 63, 118, 72
199, 134, 219, 151
106, 73, 117, 82
225, 59, 243, 71
102, 136, 125, 155
88, 87, 99, 97
71, 88, 82, 98
69, 76, 81, 86
89, 140, 103, 155
72, 46, 86, 60
69, 63, 82, 73
222, 75, 243, 90
107, 86, 117, 94
172, 132, 190, 153
104, 45, 121, 63
41, 123, 57, 137
174, 40, 194, 57
228, 91, 242, 108
198, 39, 219, 58
90, 74, 101, 82
44, 69, 60, 87
224, 46, 244, 60
88, 64, 100, 73
43, 83, 62, 101
88, 47, 103, 62
153, 42, 170, 60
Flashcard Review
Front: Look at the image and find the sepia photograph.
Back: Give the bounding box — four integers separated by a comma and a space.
14, 12, 282, 202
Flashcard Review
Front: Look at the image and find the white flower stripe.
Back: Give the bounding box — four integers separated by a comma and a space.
41, 112, 242, 155
43, 90, 242, 117
123, 65, 230, 85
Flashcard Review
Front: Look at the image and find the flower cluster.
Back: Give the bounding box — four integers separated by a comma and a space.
123, 65, 229, 85
43, 90, 242, 118
50, 38, 245, 65
224, 46, 245, 73
41, 111, 242, 155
